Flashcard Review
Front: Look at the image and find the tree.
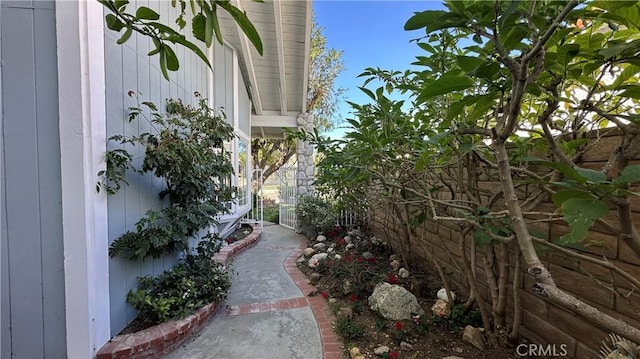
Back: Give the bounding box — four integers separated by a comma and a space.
303, 0, 640, 346
99, 0, 263, 80
251, 18, 345, 186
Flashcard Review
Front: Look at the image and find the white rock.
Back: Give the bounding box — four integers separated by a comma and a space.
334, 254, 342, 260
373, 345, 390, 356
390, 260, 401, 271
316, 235, 327, 242
462, 325, 485, 350
369, 282, 425, 320
313, 243, 327, 251
346, 243, 356, 250
400, 341, 413, 351
437, 288, 456, 302
327, 247, 334, 253
308, 253, 328, 268
398, 268, 410, 278
344, 236, 351, 243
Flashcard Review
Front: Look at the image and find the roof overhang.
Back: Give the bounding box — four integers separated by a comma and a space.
219, 0, 311, 139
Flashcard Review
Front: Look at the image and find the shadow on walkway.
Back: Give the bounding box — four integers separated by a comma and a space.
165, 223, 342, 359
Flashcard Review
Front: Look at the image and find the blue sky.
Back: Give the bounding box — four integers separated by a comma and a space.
313, 1, 445, 138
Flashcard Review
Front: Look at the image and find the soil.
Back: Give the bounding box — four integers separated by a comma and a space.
117, 224, 254, 336
297, 228, 519, 359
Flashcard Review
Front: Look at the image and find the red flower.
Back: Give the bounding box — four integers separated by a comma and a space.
350, 294, 357, 302
387, 274, 398, 284
367, 257, 378, 264
395, 321, 404, 330
321, 291, 328, 299
389, 351, 400, 359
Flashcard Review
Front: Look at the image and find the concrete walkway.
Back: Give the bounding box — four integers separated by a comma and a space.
165, 223, 342, 359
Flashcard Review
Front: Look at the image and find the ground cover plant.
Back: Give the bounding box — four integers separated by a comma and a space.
293, 0, 640, 354
297, 225, 517, 358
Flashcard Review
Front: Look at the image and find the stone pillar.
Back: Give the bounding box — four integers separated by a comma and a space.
297, 113, 315, 196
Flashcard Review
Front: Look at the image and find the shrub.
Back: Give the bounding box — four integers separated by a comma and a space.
335, 317, 365, 341
126, 235, 231, 326
295, 194, 336, 238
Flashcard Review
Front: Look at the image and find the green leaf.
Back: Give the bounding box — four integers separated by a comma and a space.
619, 85, 640, 99
405, 10, 447, 30
559, 198, 608, 243
591, 0, 639, 11
575, 167, 607, 183
613, 165, 640, 186
105, 14, 124, 31
473, 230, 493, 247
117, 26, 133, 44
612, 65, 640, 88
159, 48, 169, 80
192, 14, 206, 42
135, 6, 160, 20
417, 74, 474, 103
552, 189, 593, 207
115, 0, 129, 11
456, 56, 484, 72
217, 1, 263, 55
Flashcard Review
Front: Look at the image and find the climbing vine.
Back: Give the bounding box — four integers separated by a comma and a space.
98, 92, 236, 260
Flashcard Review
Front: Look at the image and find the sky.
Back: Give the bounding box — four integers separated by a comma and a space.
313, 1, 445, 138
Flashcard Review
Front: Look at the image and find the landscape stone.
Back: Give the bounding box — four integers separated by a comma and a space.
398, 268, 410, 278
362, 251, 374, 259
308, 253, 328, 268
309, 272, 321, 284
431, 299, 451, 318
437, 288, 456, 302
400, 341, 414, 351
296, 255, 306, 264
303, 248, 316, 257
346, 243, 356, 250
462, 325, 485, 350
390, 259, 401, 271
316, 235, 327, 242
337, 307, 353, 320
442, 356, 465, 359
368, 282, 425, 320
373, 345, 390, 356
313, 243, 327, 251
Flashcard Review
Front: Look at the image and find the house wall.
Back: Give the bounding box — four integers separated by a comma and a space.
103, 0, 212, 336
0, 1, 67, 357
369, 130, 640, 358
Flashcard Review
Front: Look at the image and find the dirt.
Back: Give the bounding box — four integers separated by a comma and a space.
296, 228, 519, 359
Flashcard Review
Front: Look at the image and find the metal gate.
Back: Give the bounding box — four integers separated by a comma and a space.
279, 166, 297, 229
243, 167, 264, 228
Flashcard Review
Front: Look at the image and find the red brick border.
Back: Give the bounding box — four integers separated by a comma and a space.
97, 224, 263, 359
283, 235, 345, 359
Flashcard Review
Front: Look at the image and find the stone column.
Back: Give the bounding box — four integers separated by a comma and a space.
297, 113, 315, 196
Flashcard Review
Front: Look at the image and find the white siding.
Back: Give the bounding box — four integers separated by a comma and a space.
103, 0, 212, 336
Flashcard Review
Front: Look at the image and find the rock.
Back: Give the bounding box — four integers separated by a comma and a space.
374, 345, 390, 356
327, 247, 334, 253
342, 280, 352, 293
346, 243, 356, 250
344, 236, 351, 243
390, 259, 401, 271
368, 282, 425, 320
462, 325, 485, 350
362, 251, 374, 259
437, 288, 456, 302
303, 248, 316, 257
313, 243, 327, 251
296, 255, 306, 264
334, 254, 342, 260
389, 254, 398, 261
316, 235, 327, 242
442, 356, 465, 359
453, 347, 464, 354
328, 298, 337, 305
308, 253, 328, 268
398, 268, 410, 278
400, 341, 414, 351
337, 307, 353, 320
431, 299, 451, 318
309, 272, 321, 284
349, 347, 361, 359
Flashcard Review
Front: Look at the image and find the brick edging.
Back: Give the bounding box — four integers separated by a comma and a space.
283, 235, 344, 359
97, 224, 263, 359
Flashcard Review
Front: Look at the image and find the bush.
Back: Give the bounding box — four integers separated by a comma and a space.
263, 205, 279, 223
126, 235, 231, 326
295, 194, 336, 238
335, 317, 365, 340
